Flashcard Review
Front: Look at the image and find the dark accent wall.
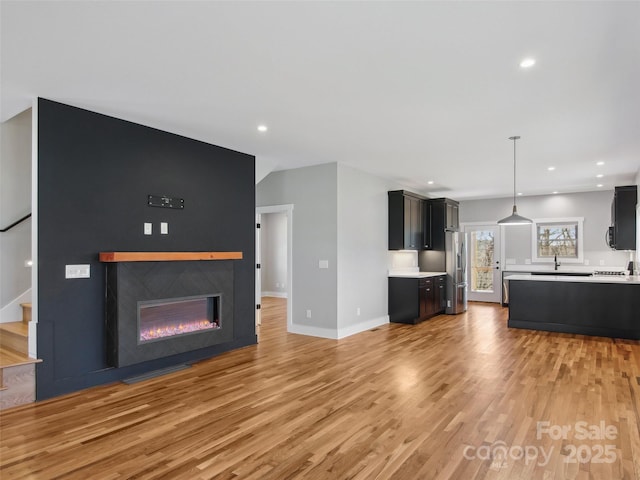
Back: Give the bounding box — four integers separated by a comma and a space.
37, 98, 256, 399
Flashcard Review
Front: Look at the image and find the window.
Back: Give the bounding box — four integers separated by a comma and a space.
532, 217, 584, 263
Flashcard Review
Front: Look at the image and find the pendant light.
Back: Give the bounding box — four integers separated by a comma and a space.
497, 136, 532, 225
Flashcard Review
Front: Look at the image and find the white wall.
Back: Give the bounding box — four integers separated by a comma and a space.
260, 212, 287, 296
460, 190, 630, 269
336, 164, 390, 337
256, 163, 338, 336
0, 108, 32, 316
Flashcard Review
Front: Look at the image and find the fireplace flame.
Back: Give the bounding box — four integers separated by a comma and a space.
140, 318, 220, 342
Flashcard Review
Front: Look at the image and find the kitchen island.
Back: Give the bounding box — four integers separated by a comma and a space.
508, 274, 640, 340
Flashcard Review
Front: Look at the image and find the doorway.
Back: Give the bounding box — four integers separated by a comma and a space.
256, 205, 293, 334
464, 224, 502, 303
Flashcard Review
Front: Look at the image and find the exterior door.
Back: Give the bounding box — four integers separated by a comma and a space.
465, 225, 501, 303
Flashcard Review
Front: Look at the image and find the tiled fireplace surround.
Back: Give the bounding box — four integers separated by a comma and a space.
103, 253, 240, 368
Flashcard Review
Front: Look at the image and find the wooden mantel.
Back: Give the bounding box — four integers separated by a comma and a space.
99, 251, 243, 262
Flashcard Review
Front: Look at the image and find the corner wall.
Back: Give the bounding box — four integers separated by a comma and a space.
0, 108, 32, 318
36, 99, 256, 399
256, 162, 394, 339
256, 163, 338, 337
336, 164, 390, 337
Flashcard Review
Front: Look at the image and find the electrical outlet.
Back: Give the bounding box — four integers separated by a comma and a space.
160, 222, 168, 234
319, 260, 329, 269
584, 259, 590, 266
144, 223, 152, 235
306, 310, 312, 318
599, 260, 605, 266
357, 307, 361, 316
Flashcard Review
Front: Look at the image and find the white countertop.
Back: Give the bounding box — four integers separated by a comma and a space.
507, 274, 640, 284
389, 271, 447, 278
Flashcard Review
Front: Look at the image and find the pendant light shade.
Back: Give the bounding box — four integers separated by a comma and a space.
497, 136, 532, 226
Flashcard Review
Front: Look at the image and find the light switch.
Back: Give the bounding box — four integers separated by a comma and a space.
144, 223, 152, 235
66, 264, 90, 279
319, 260, 329, 269
160, 222, 168, 235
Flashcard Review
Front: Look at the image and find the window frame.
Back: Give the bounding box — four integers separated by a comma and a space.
531, 217, 584, 264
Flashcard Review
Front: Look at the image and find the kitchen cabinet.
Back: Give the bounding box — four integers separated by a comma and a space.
609, 185, 637, 250
436, 274, 446, 312
426, 198, 460, 251
388, 274, 446, 324
388, 190, 426, 250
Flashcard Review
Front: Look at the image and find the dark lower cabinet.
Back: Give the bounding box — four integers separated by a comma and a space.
389, 275, 446, 324
436, 275, 446, 312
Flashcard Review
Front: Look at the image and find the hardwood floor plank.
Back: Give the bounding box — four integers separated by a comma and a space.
1, 298, 639, 479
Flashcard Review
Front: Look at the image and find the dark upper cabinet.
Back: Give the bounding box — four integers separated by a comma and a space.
425, 198, 460, 251
389, 190, 425, 250
423, 200, 432, 250
610, 186, 637, 250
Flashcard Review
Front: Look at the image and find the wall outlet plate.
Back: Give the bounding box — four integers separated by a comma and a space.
160, 222, 168, 234
144, 223, 152, 235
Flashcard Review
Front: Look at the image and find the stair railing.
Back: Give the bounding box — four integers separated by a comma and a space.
0, 213, 32, 232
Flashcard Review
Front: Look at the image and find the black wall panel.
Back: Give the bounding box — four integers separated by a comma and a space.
36, 98, 256, 399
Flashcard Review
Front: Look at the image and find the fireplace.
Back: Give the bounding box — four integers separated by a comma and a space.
138, 295, 221, 344
102, 252, 240, 367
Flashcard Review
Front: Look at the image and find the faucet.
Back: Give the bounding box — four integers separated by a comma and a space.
554, 255, 560, 271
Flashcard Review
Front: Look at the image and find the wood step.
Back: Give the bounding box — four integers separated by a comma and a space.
0, 351, 38, 409
21, 303, 32, 324
0, 322, 28, 356
0, 346, 40, 369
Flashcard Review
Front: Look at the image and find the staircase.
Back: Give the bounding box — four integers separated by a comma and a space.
0, 303, 40, 410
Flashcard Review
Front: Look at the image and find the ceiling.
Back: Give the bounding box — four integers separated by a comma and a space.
2, 1, 639, 200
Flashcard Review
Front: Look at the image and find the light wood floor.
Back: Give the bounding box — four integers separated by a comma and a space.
1, 299, 639, 479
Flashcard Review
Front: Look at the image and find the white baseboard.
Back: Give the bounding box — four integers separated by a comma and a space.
0, 289, 32, 324
288, 315, 390, 340
338, 315, 389, 339
261, 291, 288, 298
288, 323, 338, 339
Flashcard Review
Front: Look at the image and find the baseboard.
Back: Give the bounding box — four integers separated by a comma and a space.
288, 315, 390, 340
261, 291, 288, 298
338, 315, 389, 339
288, 323, 339, 340
0, 289, 32, 324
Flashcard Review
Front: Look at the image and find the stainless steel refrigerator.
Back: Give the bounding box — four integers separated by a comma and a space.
445, 231, 468, 314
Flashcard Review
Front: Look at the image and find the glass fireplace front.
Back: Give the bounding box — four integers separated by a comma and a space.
138, 295, 220, 344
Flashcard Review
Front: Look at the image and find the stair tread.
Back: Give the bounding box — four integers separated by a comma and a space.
0, 347, 40, 368
0, 322, 28, 337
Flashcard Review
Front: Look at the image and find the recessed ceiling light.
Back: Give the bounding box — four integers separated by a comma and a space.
427, 181, 434, 185
517, 192, 523, 196
547, 166, 555, 171
520, 58, 536, 68
596, 184, 603, 188
552, 191, 559, 194
596, 161, 605, 166
596, 174, 603, 178
257, 125, 268, 132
